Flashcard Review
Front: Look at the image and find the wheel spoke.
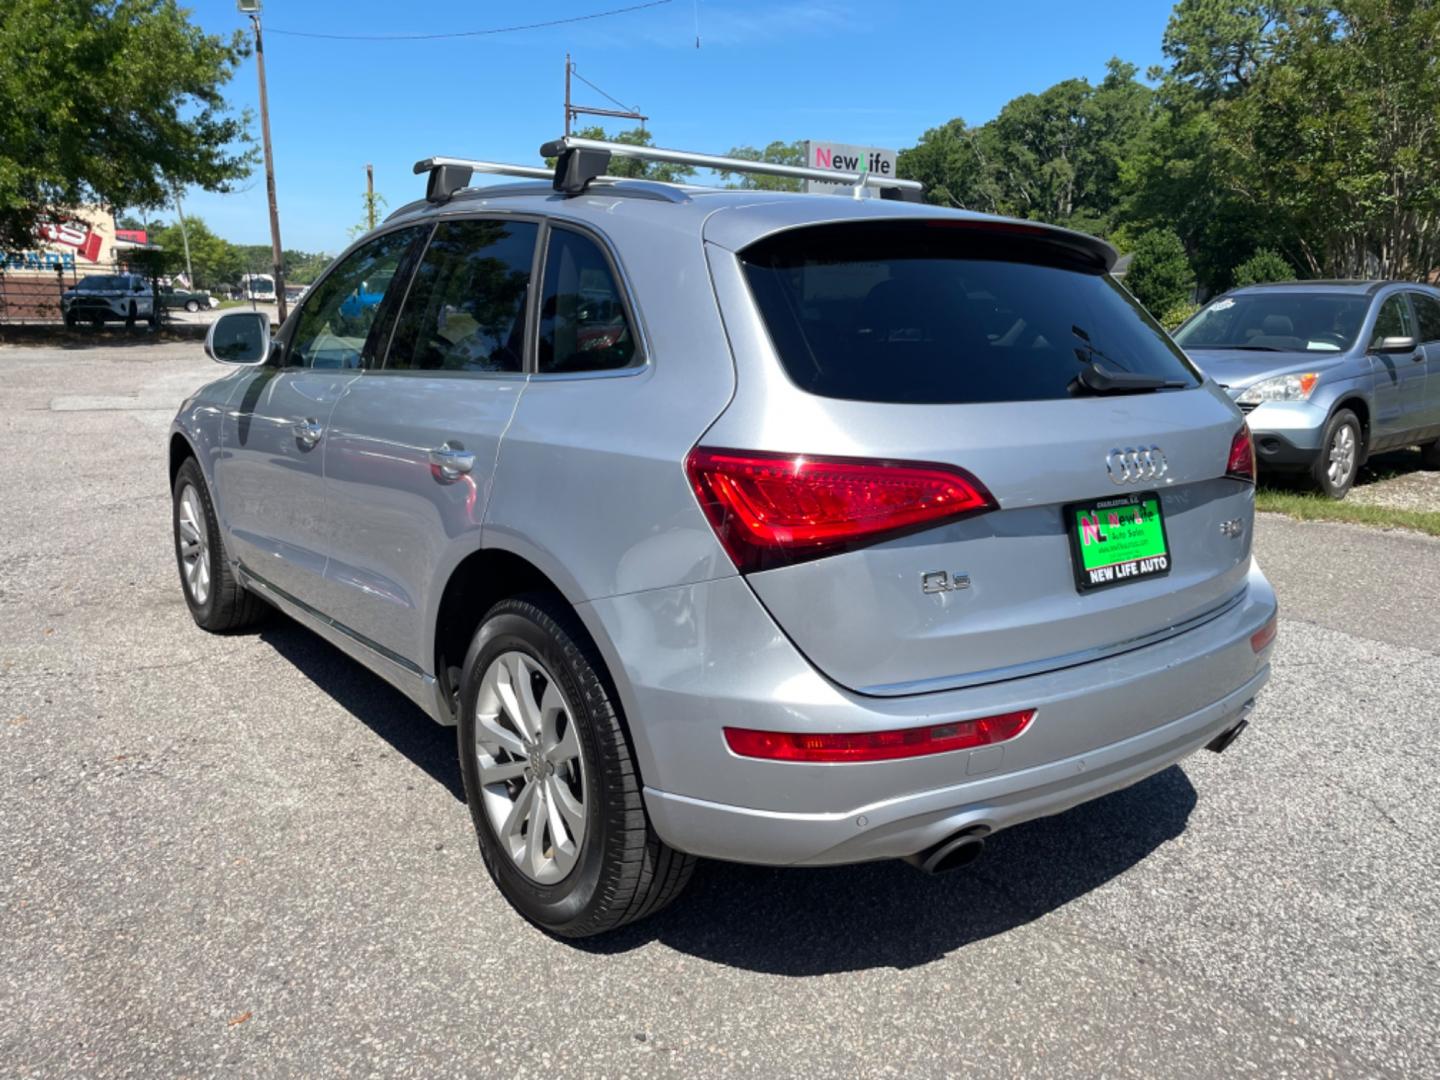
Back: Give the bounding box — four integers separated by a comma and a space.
500, 779, 537, 843
546, 774, 585, 838
539, 682, 572, 755
496, 654, 542, 741
478, 757, 527, 785
476, 711, 526, 758
524, 786, 548, 874
549, 718, 581, 764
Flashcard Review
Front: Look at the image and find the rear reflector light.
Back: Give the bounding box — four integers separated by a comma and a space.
1226, 424, 1256, 483
1251, 614, 1278, 653
685, 448, 996, 573
724, 711, 1035, 763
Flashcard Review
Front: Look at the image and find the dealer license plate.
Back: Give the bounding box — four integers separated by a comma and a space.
1065, 491, 1172, 592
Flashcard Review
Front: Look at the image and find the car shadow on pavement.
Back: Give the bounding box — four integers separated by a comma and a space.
249, 613, 1196, 975
579, 765, 1197, 974
257, 616, 465, 803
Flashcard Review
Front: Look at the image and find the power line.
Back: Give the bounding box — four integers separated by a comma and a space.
571, 68, 637, 114
268, 0, 672, 42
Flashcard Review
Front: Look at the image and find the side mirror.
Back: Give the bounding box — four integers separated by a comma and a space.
205, 310, 272, 365
1373, 334, 1417, 353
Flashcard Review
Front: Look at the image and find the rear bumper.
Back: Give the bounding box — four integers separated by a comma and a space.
584, 563, 1276, 868
646, 672, 1261, 866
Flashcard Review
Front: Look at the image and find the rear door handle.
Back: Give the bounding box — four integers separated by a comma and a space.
429, 443, 476, 479
292, 418, 324, 446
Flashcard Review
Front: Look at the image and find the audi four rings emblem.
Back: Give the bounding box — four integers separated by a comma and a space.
1106, 446, 1169, 484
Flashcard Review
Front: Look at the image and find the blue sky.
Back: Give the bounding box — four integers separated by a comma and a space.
175, 1, 1177, 252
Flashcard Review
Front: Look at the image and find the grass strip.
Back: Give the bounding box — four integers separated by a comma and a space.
1256, 488, 1440, 536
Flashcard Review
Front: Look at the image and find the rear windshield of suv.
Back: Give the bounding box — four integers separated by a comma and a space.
739, 221, 1200, 404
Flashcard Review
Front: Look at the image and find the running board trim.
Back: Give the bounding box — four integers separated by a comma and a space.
236, 563, 454, 726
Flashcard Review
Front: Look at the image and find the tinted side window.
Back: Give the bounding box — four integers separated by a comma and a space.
384, 218, 538, 374
288, 227, 424, 370
1370, 295, 1414, 347
537, 228, 637, 374
1411, 293, 1440, 344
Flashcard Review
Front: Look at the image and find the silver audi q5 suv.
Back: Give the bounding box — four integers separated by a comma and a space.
169, 138, 1277, 936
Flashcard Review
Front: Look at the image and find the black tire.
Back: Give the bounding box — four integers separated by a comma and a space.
90, 311, 105, 327
171, 457, 268, 632
64, 312, 77, 328
1310, 408, 1363, 499
457, 594, 695, 937
1420, 440, 1440, 471
185, 299, 200, 313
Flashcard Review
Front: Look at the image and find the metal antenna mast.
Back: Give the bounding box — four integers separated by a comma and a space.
564, 54, 647, 135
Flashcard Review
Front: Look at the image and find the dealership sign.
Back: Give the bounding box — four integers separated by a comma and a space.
803, 141, 898, 194
37, 220, 104, 262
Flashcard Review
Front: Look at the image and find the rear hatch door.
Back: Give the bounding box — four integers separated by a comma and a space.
698, 218, 1255, 695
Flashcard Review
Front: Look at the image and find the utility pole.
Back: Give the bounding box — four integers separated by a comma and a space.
170, 180, 194, 287
366, 164, 376, 231
241, 1, 287, 323
564, 53, 572, 135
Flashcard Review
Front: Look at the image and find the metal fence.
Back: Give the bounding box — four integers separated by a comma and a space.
0, 266, 80, 324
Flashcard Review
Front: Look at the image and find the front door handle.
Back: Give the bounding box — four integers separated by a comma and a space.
292, 418, 323, 446
429, 443, 476, 480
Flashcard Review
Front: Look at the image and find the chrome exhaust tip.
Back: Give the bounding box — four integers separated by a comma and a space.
905, 827, 988, 875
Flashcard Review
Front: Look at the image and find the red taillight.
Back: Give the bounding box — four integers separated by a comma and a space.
724, 710, 1035, 763
1226, 424, 1256, 483
685, 448, 996, 572
1251, 614, 1278, 653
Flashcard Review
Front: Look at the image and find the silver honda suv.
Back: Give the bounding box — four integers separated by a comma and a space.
168, 138, 1277, 937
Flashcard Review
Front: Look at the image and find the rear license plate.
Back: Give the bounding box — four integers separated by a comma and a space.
1065, 491, 1171, 592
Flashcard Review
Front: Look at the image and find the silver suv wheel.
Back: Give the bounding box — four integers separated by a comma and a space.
1326, 422, 1357, 488
473, 650, 587, 884
176, 483, 211, 606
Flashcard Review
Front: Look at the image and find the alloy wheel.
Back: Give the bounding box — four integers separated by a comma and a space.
473, 650, 587, 884
176, 484, 211, 606
1327, 423, 1357, 487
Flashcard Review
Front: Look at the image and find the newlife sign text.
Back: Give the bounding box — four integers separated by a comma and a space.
803, 141, 898, 195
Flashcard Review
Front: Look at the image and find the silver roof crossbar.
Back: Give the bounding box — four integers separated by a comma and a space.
413, 157, 554, 202
539, 135, 924, 201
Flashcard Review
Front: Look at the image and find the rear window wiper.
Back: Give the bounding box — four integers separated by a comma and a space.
1069, 360, 1188, 396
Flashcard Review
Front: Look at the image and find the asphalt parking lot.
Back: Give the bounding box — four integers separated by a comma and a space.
2, 341, 1438, 1078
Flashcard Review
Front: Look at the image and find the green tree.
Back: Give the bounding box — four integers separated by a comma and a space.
348, 188, 389, 239
1232, 247, 1294, 286
151, 216, 242, 289
716, 141, 807, 191
1128, 1, 1440, 283
0, 0, 256, 250
1124, 228, 1196, 314
234, 245, 332, 286
897, 59, 1152, 235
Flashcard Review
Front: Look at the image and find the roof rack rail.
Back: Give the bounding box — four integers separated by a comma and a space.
538, 136, 924, 202
413, 157, 554, 203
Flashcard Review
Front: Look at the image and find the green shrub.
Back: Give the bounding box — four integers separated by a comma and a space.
1123, 229, 1196, 316
1232, 248, 1294, 287
1160, 299, 1201, 331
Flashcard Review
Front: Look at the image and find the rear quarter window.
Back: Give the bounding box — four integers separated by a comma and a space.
739, 222, 1200, 405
